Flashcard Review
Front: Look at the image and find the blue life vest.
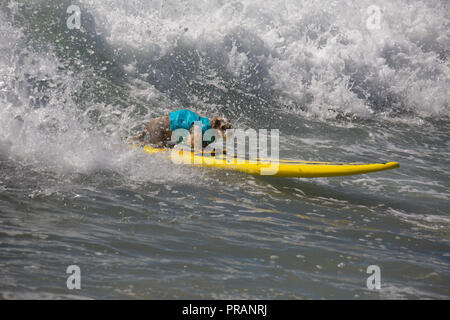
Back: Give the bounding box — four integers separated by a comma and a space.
169, 109, 212, 134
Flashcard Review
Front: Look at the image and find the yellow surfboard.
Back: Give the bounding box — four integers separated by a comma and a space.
135, 144, 399, 178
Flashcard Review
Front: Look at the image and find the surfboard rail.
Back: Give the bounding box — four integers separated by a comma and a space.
133, 144, 400, 178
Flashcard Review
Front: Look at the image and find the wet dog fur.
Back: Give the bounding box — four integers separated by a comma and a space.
130, 113, 232, 148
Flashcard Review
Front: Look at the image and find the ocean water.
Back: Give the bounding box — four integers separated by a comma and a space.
0, 0, 449, 299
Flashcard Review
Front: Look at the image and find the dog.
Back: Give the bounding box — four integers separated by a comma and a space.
130, 109, 232, 148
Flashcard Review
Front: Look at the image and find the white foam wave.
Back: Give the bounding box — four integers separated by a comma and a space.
0, 12, 195, 184
82, 0, 449, 120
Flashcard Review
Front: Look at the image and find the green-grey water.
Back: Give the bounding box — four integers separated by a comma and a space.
0, 0, 449, 299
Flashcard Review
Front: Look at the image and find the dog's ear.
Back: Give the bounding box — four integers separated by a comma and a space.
210, 117, 221, 129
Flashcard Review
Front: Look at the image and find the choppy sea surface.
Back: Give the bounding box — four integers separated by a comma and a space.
0, 0, 449, 299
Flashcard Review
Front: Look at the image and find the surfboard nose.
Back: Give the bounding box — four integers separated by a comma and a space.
386, 162, 400, 169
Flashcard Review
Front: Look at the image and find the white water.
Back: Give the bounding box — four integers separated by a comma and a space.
85, 0, 450, 118
0, 0, 449, 299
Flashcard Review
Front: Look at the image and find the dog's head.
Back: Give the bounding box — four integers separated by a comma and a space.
210, 117, 232, 140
